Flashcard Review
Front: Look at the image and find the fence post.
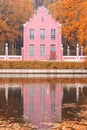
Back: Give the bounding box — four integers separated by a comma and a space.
5, 43, 8, 60
81, 46, 83, 56
67, 46, 70, 56
76, 44, 79, 61
61, 44, 63, 60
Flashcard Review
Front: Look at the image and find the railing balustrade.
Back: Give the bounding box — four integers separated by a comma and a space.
0, 43, 86, 61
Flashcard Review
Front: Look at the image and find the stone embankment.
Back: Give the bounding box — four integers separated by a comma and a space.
0, 69, 87, 78
0, 69, 87, 74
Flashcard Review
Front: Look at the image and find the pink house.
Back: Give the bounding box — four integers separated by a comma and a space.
22, 6, 62, 61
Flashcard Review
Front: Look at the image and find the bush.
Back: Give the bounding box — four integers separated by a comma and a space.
0, 61, 85, 69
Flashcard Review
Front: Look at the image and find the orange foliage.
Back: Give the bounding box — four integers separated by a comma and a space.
49, 0, 87, 46
0, 0, 33, 43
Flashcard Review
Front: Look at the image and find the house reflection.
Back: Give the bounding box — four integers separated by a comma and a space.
22, 83, 63, 127
3, 81, 87, 128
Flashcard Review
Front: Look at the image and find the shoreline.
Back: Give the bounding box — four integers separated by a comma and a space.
0, 69, 87, 78
0, 69, 87, 74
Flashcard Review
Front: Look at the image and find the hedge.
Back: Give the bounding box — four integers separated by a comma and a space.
0, 61, 86, 69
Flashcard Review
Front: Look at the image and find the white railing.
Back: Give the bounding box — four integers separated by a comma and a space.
0, 55, 86, 61
0, 56, 6, 60
0, 55, 22, 61
0, 43, 86, 61
63, 56, 86, 61
8, 56, 22, 60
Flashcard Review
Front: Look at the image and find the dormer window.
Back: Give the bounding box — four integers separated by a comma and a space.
42, 16, 44, 22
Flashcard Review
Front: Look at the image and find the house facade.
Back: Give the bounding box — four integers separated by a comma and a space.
22, 6, 62, 61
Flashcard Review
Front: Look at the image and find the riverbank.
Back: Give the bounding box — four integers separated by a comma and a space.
0, 69, 87, 74
0, 61, 86, 69
0, 69, 87, 78
0, 61, 87, 77
0, 73, 87, 78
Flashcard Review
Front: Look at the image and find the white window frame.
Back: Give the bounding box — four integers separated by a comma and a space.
40, 29, 45, 39
51, 29, 56, 39
29, 44, 34, 56
30, 29, 34, 39
40, 44, 45, 56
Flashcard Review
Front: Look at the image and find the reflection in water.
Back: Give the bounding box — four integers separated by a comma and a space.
0, 80, 87, 129
0, 83, 23, 123
22, 83, 62, 129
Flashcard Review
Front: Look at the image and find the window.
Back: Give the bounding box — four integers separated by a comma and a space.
51, 45, 56, 51
40, 45, 45, 56
42, 16, 44, 22
40, 29, 45, 39
30, 29, 34, 39
51, 29, 56, 39
29, 45, 34, 56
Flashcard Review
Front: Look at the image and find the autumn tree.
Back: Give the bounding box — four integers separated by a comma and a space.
49, 0, 87, 54
43, 0, 57, 7
32, 0, 57, 8
0, 0, 33, 54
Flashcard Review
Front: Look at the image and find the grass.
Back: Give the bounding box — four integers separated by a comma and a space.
0, 60, 86, 69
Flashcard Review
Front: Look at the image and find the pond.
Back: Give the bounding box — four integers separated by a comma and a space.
0, 77, 87, 130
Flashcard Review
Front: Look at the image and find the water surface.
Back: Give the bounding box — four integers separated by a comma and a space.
0, 78, 87, 129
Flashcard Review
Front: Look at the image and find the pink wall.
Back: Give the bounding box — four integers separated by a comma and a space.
23, 6, 62, 61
